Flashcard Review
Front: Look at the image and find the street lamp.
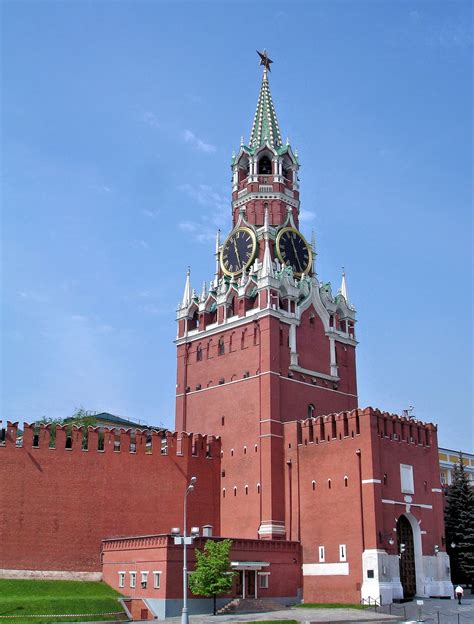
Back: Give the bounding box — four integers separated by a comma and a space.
172, 476, 198, 624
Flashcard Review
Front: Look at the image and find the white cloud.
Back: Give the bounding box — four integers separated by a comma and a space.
142, 111, 161, 128
17, 290, 48, 303
70, 314, 89, 322
182, 129, 216, 154
178, 183, 227, 215
141, 208, 160, 219
177, 183, 229, 243
132, 239, 150, 250
299, 209, 316, 222
178, 221, 216, 244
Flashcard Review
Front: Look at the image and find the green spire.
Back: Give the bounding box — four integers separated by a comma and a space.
249, 60, 282, 150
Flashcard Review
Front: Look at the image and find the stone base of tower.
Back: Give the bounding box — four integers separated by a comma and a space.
361, 550, 453, 604
361, 550, 404, 604
258, 521, 286, 540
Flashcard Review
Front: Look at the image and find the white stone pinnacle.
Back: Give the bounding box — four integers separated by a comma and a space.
181, 267, 192, 308
340, 268, 349, 303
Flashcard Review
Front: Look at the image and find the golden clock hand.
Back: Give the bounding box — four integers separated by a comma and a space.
290, 236, 303, 272
233, 238, 242, 268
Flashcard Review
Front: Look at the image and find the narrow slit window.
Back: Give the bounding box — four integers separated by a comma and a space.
339, 544, 347, 562
318, 546, 325, 562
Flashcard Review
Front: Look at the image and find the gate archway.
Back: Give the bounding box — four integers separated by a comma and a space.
397, 514, 416, 598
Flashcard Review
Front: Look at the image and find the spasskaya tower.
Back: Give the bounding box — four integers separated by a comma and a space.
175, 51, 358, 540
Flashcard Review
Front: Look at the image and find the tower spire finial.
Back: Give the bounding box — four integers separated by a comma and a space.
257, 49, 273, 73
250, 50, 282, 149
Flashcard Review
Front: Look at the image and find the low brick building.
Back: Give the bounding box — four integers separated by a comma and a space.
102, 534, 301, 619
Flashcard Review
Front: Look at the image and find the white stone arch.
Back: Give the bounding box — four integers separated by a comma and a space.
399, 511, 424, 597
298, 280, 331, 332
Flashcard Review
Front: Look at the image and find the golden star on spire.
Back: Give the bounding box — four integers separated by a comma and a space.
257, 49, 273, 72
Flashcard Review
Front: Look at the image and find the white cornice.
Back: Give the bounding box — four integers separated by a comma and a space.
233, 191, 300, 210
289, 364, 339, 383
176, 369, 358, 399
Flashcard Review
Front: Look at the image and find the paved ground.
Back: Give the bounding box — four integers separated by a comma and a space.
161, 597, 474, 624
376, 596, 474, 624
55, 597, 474, 623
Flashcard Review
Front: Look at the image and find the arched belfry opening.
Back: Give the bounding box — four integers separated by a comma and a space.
258, 155, 272, 175
396, 515, 416, 598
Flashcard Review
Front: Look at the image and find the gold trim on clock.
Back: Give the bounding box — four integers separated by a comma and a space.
220, 226, 258, 277
275, 226, 313, 276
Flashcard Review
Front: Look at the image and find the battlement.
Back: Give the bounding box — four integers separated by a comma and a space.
293, 406, 436, 447
0, 421, 221, 459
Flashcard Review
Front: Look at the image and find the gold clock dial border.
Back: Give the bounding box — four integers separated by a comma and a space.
220, 226, 258, 277
275, 226, 313, 277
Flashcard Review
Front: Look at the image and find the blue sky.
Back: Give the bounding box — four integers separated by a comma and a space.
2, 1, 472, 450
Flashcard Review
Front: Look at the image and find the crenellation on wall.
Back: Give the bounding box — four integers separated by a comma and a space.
0, 423, 220, 460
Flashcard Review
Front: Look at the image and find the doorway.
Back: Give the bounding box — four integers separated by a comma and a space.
397, 515, 416, 598
236, 570, 256, 598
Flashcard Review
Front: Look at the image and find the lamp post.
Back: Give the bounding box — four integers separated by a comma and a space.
172, 476, 198, 624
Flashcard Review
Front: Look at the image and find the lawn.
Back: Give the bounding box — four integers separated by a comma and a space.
295, 602, 366, 609
0, 579, 126, 623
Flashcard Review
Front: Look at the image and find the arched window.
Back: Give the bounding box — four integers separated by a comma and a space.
344, 476, 348, 487
218, 337, 225, 356
243, 446, 247, 454
258, 155, 272, 175
233, 486, 237, 497
222, 488, 226, 498
255, 444, 258, 453
308, 404, 315, 419
188, 310, 199, 331
196, 346, 202, 362
245, 485, 248, 495
328, 479, 332, 489
312, 480, 316, 491
257, 483, 261, 494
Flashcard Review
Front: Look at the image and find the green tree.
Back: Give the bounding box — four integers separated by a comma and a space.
188, 539, 235, 615
35, 408, 97, 449
445, 455, 474, 584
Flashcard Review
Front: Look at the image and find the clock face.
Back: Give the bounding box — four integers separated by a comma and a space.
275, 227, 312, 276
220, 227, 257, 276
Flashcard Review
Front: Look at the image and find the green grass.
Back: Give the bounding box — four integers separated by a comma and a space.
295, 602, 365, 609
0, 579, 126, 623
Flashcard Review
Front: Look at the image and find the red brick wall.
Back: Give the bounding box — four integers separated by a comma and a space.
283, 408, 445, 604
0, 424, 221, 572
175, 308, 358, 541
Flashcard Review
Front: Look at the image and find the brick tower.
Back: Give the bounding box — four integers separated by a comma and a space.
175, 51, 358, 540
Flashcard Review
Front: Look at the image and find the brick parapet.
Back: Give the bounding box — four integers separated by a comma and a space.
0, 421, 221, 459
